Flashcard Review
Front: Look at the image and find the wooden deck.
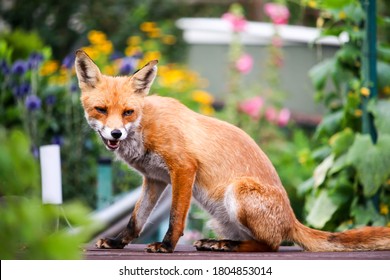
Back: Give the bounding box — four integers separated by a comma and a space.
84, 244, 390, 260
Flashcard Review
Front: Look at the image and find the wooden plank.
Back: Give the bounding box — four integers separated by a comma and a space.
83, 244, 390, 260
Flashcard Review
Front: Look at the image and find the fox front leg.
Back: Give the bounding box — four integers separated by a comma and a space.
96, 177, 167, 249
145, 165, 196, 253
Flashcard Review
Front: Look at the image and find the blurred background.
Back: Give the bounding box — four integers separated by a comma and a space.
1, 0, 390, 259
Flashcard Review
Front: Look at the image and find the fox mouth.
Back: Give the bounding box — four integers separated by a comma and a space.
98, 132, 121, 151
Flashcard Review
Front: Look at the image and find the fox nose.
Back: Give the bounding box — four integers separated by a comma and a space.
111, 129, 122, 139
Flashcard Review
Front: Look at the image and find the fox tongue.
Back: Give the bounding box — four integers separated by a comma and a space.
107, 140, 119, 149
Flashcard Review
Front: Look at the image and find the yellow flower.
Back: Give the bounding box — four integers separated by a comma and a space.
48, 68, 68, 85
140, 51, 161, 65
88, 30, 107, 45
308, 0, 317, 8
354, 109, 363, 117
140, 22, 157, 33
158, 65, 204, 92
159, 67, 184, 88
147, 28, 162, 39
97, 40, 114, 55
316, 17, 324, 28
338, 11, 347, 20
127, 36, 142, 46
192, 90, 214, 105
382, 86, 390, 95
200, 104, 215, 116
162, 35, 177, 45
380, 203, 389, 215
103, 65, 117, 76
298, 149, 310, 165
125, 46, 143, 57
82, 46, 99, 60
39, 60, 59, 76
360, 87, 370, 97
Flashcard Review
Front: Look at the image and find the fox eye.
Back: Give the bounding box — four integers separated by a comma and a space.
95, 107, 107, 115
123, 109, 134, 116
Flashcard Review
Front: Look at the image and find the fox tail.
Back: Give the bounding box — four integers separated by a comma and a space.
291, 220, 390, 252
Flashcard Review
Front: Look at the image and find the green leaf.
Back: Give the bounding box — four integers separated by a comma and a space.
336, 45, 360, 64
369, 100, 390, 135
306, 189, 338, 229
297, 177, 314, 197
309, 58, 335, 91
347, 134, 390, 197
322, 0, 354, 9
351, 200, 385, 227
378, 44, 390, 63
313, 154, 335, 188
329, 154, 349, 175
314, 111, 343, 139
343, 3, 365, 23
377, 61, 390, 93
329, 128, 355, 157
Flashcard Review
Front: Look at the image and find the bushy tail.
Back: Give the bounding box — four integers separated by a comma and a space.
291, 220, 390, 252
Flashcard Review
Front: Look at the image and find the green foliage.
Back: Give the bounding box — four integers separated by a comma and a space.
300, 0, 390, 230
0, 129, 38, 196
0, 126, 98, 259
0, 0, 227, 60
306, 189, 339, 228
347, 134, 390, 197
0, 29, 44, 60
0, 38, 100, 207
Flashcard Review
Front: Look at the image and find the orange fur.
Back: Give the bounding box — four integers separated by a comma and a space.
75, 50, 390, 253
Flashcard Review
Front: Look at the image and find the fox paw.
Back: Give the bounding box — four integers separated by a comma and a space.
95, 238, 126, 249
193, 239, 240, 252
145, 242, 173, 253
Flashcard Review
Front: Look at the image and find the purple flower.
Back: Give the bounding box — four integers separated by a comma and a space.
70, 83, 79, 93
25, 95, 41, 111
51, 135, 64, 146
119, 57, 137, 75
62, 53, 75, 69
31, 146, 39, 159
110, 51, 123, 61
0, 60, 10, 75
12, 60, 28, 75
12, 82, 31, 99
28, 52, 44, 70
132, 52, 143, 59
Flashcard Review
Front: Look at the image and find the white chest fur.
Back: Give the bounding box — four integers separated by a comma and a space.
115, 130, 170, 184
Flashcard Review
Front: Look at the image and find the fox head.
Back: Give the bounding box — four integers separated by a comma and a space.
75, 49, 158, 151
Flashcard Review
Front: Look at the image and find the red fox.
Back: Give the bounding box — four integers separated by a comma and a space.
75, 50, 390, 253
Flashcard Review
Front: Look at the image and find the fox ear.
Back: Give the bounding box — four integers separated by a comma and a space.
75, 50, 102, 88
130, 60, 158, 95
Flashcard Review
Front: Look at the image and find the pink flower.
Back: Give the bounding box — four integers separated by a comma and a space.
264, 3, 290, 25
266, 107, 291, 126
222, 12, 247, 32
273, 54, 284, 68
278, 108, 291, 127
236, 53, 253, 74
239, 96, 264, 120
271, 36, 283, 48
265, 107, 278, 123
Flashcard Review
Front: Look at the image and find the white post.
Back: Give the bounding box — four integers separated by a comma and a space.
40, 144, 63, 205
